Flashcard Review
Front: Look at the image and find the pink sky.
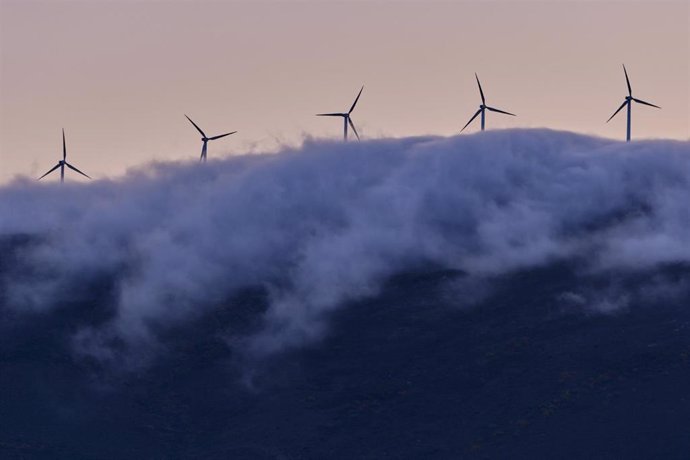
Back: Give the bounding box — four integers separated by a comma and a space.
1, 0, 688, 184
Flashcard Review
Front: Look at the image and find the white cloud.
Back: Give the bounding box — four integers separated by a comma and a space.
1, 129, 689, 364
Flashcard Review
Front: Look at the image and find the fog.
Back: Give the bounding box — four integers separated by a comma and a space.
1, 129, 688, 366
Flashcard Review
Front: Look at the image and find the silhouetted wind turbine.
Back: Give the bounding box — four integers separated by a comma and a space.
38, 129, 91, 183
461, 74, 516, 132
606, 64, 660, 142
316, 86, 364, 141
185, 115, 237, 162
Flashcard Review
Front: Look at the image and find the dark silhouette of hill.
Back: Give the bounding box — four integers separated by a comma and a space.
3, 260, 690, 459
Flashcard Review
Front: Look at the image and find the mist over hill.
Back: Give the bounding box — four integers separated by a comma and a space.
2, 130, 690, 458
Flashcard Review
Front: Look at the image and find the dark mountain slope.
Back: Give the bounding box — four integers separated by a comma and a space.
3, 263, 690, 459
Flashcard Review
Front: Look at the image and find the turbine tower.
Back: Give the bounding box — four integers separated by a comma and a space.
316, 86, 364, 141
38, 129, 91, 183
185, 115, 237, 162
606, 64, 660, 142
461, 73, 515, 132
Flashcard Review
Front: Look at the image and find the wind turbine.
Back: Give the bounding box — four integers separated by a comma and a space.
38, 129, 91, 183
606, 64, 660, 142
461, 73, 516, 132
316, 86, 364, 141
185, 114, 237, 162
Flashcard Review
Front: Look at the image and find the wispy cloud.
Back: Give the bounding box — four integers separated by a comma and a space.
1, 129, 689, 366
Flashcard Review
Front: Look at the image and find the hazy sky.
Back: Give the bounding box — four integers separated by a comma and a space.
0, 0, 688, 184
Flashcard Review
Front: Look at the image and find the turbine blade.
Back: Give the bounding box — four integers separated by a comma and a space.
65, 162, 91, 179
348, 86, 364, 114
200, 142, 207, 161
633, 98, 661, 109
316, 113, 346, 117
606, 100, 628, 123
185, 114, 206, 137
475, 73, 485, 104
461, 109, 483, 132
486, 106, 516, 116
348, 117, 360, 140
623, 64, 632, 96
62, 129, 67, 160
209, 131, 237, 140
38, 163, 61, 180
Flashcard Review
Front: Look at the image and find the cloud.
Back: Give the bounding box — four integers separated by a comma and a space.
0, 129, 689, 365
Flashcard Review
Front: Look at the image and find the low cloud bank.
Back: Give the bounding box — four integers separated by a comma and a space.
1, 129, 689, 365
